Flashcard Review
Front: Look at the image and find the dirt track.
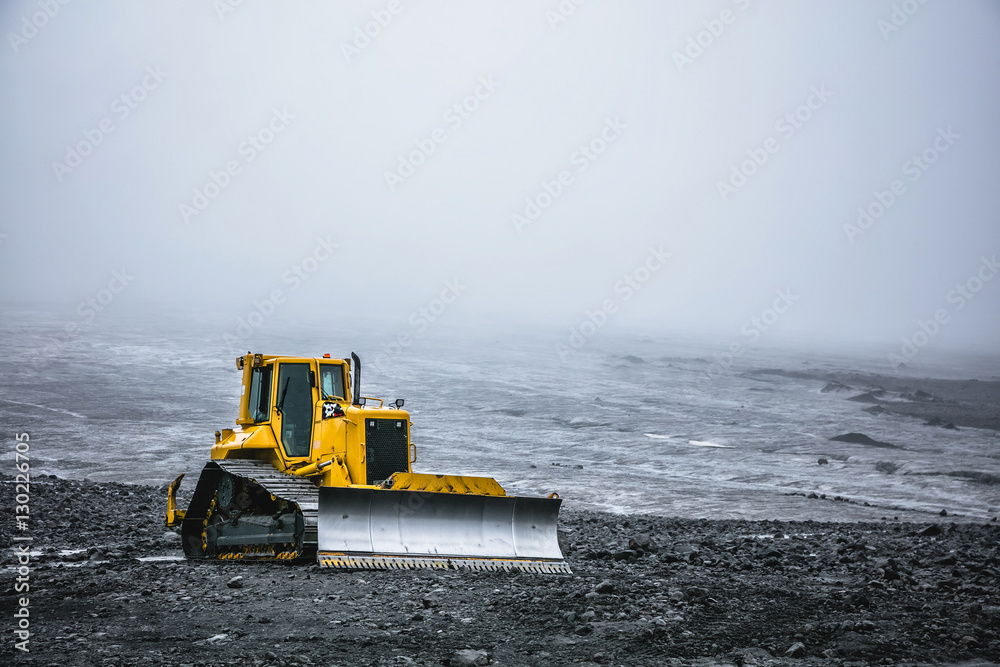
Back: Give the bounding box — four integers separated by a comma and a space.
3, 475, 999, 666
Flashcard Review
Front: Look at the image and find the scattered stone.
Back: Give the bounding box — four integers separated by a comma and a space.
919, 524, 942, 536
422, 588, 446, 608
817, 458, 828, 465
739, 647, 778, 665
227, 576, 243, 589
448, 650, 488, 667
784, 642, 806, 658
939, 509, 948, 517
629, 534, 658, 552
595, 580, 615, 594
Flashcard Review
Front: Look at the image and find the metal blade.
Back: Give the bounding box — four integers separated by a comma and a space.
317, 487, 567, 569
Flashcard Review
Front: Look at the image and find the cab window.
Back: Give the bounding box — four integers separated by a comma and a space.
248, 366, 272, 423
319, 365, 345, 401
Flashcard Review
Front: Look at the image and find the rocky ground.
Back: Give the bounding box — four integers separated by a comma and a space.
3, 475, 999, 667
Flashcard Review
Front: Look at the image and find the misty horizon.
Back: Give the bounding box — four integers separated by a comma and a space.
2, 1, 999, 365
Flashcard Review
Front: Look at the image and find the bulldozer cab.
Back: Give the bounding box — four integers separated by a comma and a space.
235, 354, 354, 465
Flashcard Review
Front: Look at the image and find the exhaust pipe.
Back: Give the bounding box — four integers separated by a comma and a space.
351, 352, 362, 406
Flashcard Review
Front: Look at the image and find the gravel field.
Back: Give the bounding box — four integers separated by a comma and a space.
3, 475, 999, 666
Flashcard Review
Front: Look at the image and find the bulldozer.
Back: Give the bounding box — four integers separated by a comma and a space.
165, 352, 569, 573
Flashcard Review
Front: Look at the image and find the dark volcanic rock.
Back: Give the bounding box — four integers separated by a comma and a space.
821, 381, 852, 393
595, 579, 615, 594
924, 416, 959, 429
629, 533, 658, 552
830, 432, 899, 449
450, 649, 488, 666
784, 641, 807, 658
905, 389, 943, 402
847, 391, 885, 403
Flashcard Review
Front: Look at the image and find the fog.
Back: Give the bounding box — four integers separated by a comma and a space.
2, 1, 999, 357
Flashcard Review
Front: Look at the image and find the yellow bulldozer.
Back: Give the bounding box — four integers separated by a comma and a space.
165, 352, 569, 573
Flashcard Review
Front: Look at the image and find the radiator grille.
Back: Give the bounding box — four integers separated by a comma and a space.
365, 418, 409, 485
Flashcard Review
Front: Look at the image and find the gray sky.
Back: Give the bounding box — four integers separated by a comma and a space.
2, 1, 999, 354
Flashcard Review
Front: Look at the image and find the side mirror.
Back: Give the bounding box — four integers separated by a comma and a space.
393, 398, 405, 409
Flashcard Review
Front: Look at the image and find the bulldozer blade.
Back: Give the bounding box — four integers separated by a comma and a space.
317, 487, 571, 573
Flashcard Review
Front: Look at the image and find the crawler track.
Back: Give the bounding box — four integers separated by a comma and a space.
180, 459, 318, 562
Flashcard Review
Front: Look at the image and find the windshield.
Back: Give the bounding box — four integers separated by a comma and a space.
319, 365, 345, 400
